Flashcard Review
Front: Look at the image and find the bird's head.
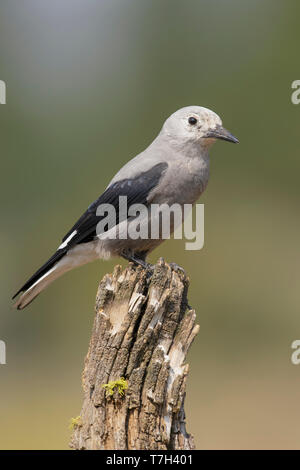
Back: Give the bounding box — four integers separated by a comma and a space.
161, 106, 239, 149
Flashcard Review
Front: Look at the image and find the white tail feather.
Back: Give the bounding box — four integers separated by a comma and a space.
14, 242, 100, 310
14, 265, 63, 310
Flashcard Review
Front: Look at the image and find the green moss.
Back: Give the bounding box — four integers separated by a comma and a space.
102, 377, 128, 397
69, 416, 82, 430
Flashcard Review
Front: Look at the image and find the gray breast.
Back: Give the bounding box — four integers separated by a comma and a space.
149, 155, 210, 206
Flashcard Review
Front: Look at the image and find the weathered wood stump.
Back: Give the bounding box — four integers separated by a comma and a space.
70, 258, 199, 450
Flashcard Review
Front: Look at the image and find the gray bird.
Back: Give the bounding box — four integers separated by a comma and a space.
13, 105, 238, 309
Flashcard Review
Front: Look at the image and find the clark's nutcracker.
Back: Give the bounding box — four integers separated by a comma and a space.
13, 106, 238, 309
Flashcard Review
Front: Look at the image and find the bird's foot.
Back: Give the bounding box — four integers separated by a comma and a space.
121, 251, 154, 271
168, 262, 185, 274
133, 257, 154, 271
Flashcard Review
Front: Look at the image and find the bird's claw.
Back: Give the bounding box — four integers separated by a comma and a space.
169, 262, 185, 274
136, 259, 154, 271
121, 250, 154, 271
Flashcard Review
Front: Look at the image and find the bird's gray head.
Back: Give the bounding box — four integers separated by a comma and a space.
160, 106, 238, 149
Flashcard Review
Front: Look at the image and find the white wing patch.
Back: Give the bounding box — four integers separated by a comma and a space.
58, 230, 77, 250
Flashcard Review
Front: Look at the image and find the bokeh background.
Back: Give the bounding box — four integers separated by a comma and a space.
1, 0, 300, 450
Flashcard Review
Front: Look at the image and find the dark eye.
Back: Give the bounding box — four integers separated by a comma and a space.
188, 117, 197, 125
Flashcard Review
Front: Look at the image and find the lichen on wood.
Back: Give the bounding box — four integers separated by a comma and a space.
70, 258, 199, 450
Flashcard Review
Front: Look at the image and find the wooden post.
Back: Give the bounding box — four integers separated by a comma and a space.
70, 258, 199, 450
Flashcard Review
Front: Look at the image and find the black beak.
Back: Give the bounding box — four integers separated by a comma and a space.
204, 125, 239, 144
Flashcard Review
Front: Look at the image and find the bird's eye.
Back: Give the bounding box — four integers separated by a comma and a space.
188, 117, 197, 125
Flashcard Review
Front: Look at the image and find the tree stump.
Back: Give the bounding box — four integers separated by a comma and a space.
70, 258, 199, 450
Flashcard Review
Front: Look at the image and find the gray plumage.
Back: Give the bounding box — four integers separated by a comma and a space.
13, 105, 238, 309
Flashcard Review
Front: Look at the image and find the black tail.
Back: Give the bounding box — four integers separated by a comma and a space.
12, 248, 67, 299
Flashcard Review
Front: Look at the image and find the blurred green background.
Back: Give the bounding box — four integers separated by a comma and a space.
1, 0, 300, 450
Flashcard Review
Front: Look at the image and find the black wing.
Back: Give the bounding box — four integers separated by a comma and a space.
13, 162, 168, 298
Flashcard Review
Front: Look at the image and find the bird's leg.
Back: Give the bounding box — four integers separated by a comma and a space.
121, 250, 154, 271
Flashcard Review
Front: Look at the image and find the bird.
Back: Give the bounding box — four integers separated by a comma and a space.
13, 105, 238, 310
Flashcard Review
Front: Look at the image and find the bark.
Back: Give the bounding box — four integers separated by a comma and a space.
70, 258, 199, 450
